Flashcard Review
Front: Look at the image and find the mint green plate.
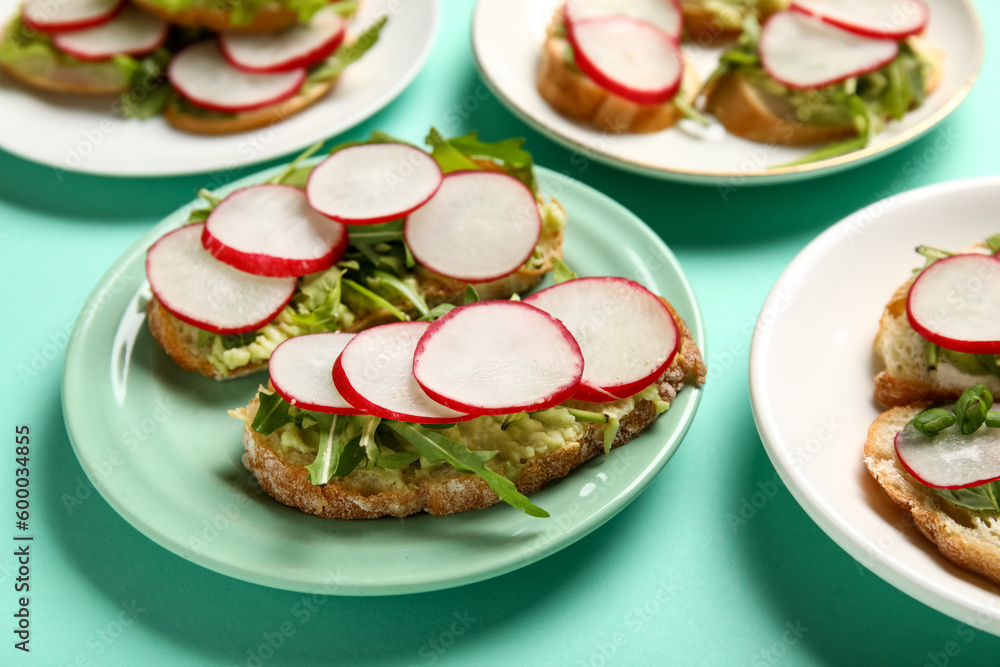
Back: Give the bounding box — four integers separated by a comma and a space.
61, 166, 705, 595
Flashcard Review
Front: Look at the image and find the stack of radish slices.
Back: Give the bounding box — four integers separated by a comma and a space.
168, 6, 347, 113
145, 143, 544, 336
22, 0, 168, 62
561, 0, 684, 106
760, 1, 929, 90
266, 277, 681, 424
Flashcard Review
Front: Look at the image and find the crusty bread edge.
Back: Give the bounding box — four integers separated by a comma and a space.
705, 36, 946, 147
536, 34, 701, 135
0, 57, 126, 95
240, 300, 706, 519
165, 77, 338, 135
864, 405, 1000, 587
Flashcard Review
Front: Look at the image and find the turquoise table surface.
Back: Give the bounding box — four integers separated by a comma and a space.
1, 1, 997, 664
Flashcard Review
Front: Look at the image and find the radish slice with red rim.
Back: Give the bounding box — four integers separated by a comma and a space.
563, 0, 683, 42
269, 333, 356, 414
51, 5, 167, 61
412, 301, 584, 415
332, 322, 474, 424
169, 41, 306, 114
791, 0, 929, 40
219, 6, 346, 73
404, 171, 540, 283
566, 15, 682, 105
22, 0, 123, 33
895, 418, 1000, 489
306, 144, 443, 225
202, 184, 347, 278
146, 224, 296, 335
906, 254, 1000, 355
760, 10, 899, 90
524, 277, 679, 401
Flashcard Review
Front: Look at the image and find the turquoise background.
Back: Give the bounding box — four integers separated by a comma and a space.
1, 1, 997, 664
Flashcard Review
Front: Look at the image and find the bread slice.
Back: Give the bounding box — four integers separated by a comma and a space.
164, 77, 338, 135
130, 0, 298, 32
0, 53, 127, 95
873, 243, 1000, 407
235, 299, 705, 519
537, 31, 700, 134
147, 214, 566, 379
704, 36, 945, 146
865, 404, 1000, 586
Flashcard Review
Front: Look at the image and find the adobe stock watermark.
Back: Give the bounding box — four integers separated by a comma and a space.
407, 610, 478, 666
751, 619, 810, 666
575, 579, 678, 667
56, 600, 146, 667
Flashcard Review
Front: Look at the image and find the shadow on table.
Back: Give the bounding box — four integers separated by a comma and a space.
729, 407, 1000, 666
39, 383, 657, 666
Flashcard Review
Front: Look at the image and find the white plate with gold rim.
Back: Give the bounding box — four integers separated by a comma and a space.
472, 0, 982, 185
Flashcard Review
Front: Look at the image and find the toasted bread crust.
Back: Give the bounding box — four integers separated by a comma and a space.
705, 36, 945, 147
537, 35, 700, 135
240, 300, 705, 519
131, 0, 298, 32
147, 217, 566, 379
873, 242, 1000, 407
164, 78, 338, 135
0, 56, 127, 95
865, 405, 1000, 587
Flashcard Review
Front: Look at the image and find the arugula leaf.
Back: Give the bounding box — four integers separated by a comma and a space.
463, 285, 481, 305
368, 271, 429, 316
447, 131, 537, 192
268, 141, 323, 186
425, 127, 480, 173
342, 279, 409, 321
332, 435, 366, 477
418, 303, 456, 322
932, 481, 1000, 513
384, 422, 549, 517
986, 233, 1000, 254
221, 331, 260, 349
306, 416, 342, 484
252, 391, 296, 435
776, 96, 871, 168
552, 257, 577, 284
307, 17, 387, 83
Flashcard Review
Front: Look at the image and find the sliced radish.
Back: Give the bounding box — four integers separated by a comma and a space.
524, 277, 679, 401
168, 41, 306, 114
146, 224, 296, 335
22, 0, 123, 33
564, 0, 683, 42
760, 10, 899, 90
306, 144, 443, 225
269, 334, 356, 414
202, 185, 347, 278
906, 254, 1000, 355
895, 419, 1000, 489
412, 301, 584, 415
565, 15, 682, 105
51, 5, 167, 62
792, 0, 929, 40
219, 6, 346, 73
332, 322, 474, 424
404, 171, 540, 283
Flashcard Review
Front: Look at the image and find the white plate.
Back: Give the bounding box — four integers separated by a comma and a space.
751, 177, 1000, 635
0, 0, 438, 177
472, 0, 983, 185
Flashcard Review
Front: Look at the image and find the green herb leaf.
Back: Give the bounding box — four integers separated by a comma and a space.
418, 303, 456, 322
342, 278, 409, 321
911, 408, 956, 437
986, 233, 1000, 254
954, 384, 993, 435
306, 415, 345, 484
308, 17, 387, 84
384, 421, 549, 517
252, 391, 296, 435
377, 451, 420, 469
368, 270, 429, 316
931, 482, 1000, 513
221, 331, 260, 349
425, 127, 480, 173
447, 131, 538, 192
552, 257, 577, 284
463, 284, 481, 305
332, 435, 366, 477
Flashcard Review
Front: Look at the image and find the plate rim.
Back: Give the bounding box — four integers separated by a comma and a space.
0, 0, 440, 178
471, 0, 984, 184
749, 175, 1000, 634
61, 162, 705, 595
